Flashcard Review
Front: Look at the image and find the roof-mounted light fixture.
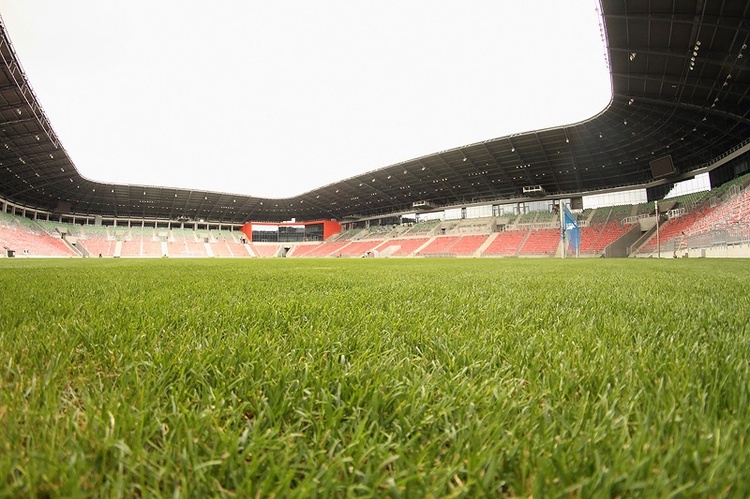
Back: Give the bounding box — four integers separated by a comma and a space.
689, 41, 700, 70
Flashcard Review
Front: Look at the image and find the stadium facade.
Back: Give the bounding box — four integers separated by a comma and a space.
1, 1, 750, 231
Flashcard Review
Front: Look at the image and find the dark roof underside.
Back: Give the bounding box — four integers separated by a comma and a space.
1, 0, 749, 223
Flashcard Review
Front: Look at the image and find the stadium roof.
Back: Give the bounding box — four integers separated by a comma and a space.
1, 0, 750, 223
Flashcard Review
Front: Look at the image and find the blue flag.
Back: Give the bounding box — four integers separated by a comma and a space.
563, 205, 580, 251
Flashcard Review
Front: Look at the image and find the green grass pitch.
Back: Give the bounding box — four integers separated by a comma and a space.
1, 258, 748, 496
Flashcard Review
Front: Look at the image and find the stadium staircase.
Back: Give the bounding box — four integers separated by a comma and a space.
476, 233, 498, 255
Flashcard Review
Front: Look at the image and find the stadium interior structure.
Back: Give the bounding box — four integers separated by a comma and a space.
1, 0, 750, 259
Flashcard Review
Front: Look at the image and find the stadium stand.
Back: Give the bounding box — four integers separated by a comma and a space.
579, 220, 632, 255
293, 240, 348, 257
482, 231, 526, 257
359, 226, 392, 240
517, 228, 560, 256
330, 228, 365, 241
165, 229, 197, 257
448, 234, 488, 256
416, 234, 488, 257
336, 240, 384, 257
249, 243, 282, 258
404, 221, 440, 236
377, 237, 430, 257
118, 228, 141, 257
1, 174, 750, 259
688, 191, 749, 235
221, 232, 253, 257
207, 233, 235, 257
0, 222, 76, 257
453, 218, 496, 235
637, 207, 710, 255
78, 225, 115, 257
417, 236, 461, 256
286, 243, 320, 257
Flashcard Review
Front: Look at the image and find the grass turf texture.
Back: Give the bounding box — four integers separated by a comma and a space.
0, 258, 748, 497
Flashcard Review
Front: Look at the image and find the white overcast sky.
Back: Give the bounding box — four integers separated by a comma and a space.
0, 1, 611, 198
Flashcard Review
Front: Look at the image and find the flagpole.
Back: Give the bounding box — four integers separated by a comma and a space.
655, 200, 660, 258
560, 201, 566, 259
